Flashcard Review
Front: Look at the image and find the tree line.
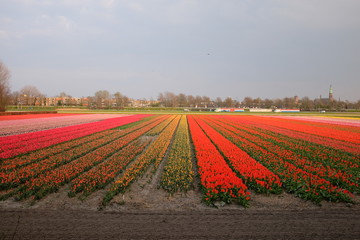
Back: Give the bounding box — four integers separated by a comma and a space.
1, 61, 360, 111
156, 92, 360, 111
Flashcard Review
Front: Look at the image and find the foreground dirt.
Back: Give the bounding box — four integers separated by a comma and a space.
1, 187, 359, 239
1, 161, 359, 239
1, 208, 359, 240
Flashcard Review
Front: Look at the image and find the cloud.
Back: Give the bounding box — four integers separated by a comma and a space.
102, 0, 115, 9
58, 16, 76, 32
273, 0, 360, 29
127, 2, 145, 13
0, 30, 9, 38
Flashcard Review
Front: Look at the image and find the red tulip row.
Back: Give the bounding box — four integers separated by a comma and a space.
0, 115, 150, 159
102, 115, 181, 206
208, 116, 359, 192
212, 115, 360, 168
187, 115, 250, 206
0, 115, 166, 190
0, 130, 114, 171
1, 115, 164, 172
160, 115, 194, 193
0, 114, 140, 146
192, 116, 282, 193
0, 130, 124, 190
255, 116, 360, 144
202, 116, 353, 204
69, 138, 151, 196
220, 116, 360, 154
12, 115, 169, 200
244, 124, 360, 169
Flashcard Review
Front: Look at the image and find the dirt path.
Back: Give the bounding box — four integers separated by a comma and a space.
1, 168, 360, 239
1, 208, 359, 240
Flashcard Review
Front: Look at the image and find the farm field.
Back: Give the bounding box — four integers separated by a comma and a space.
0, 113, 359, 239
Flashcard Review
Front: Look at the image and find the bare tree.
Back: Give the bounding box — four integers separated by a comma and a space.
300, 97, 314, 111
178, 93, 187, 107
187, 95, 195, 107
242, 97, 253, 108
224, 97, 234, 107
9, 91, 20, 106
94, 90, 111, 109
114, 92, 128, 109
214, 97, 223, 107
0, 61, 11, 112
20, 85, 42, 106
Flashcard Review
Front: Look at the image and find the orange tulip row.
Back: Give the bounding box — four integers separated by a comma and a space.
69, 138, 152, 196
102, 115, 180, 206
145, 115, 176, 136
2, 115, 167, 200
207, 116, 359, 193
192, 115, 282, 194
187, 115, 250, 206
203, 116, 354, 204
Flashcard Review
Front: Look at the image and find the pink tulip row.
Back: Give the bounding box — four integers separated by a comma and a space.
16, 115, 168, 200
264, 116, 360, 128
0, 114, 133, 137
0, 114, 149, 159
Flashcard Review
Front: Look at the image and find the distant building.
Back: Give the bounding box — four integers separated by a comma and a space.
329, 85, 334, 102
315, 85, 334, 105
294, 96, 299, 105
249, 108, 272, 112
274, 109, 300, 113
215, 108, 244, 112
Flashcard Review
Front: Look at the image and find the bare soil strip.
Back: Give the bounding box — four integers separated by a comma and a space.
0, 208, 359, 240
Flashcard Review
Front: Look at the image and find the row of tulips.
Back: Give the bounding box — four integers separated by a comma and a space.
268, 116, 360, 128
245, 124, 360, 169
213, 116, 359, 172
0, 114, 126, 137
102, 115, 180, 206
0, 114, 138, 146
69, 138, 151, 196
0, 115, 165, 190
0, 130, 115, 171
0, 113, 73, 121
1, 115, 167, 200
145, 115, 176, 136
255, 116, 360, 144
0, 130, 124, 190
160, 115, 194, 194
222, 116, 360, 154
0, 115, 150, 159
209, 116, 359, 192
187, 116, 250, 207
192, 116, 282, 193
202, 117, 353, 204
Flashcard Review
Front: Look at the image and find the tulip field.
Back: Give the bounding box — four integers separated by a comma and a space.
0, 113, 359, 208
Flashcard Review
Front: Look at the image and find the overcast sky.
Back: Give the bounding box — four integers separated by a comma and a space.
1, 0, 360, 101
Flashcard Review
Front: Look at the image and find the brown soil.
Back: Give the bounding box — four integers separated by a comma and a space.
1, 167, 360, 239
